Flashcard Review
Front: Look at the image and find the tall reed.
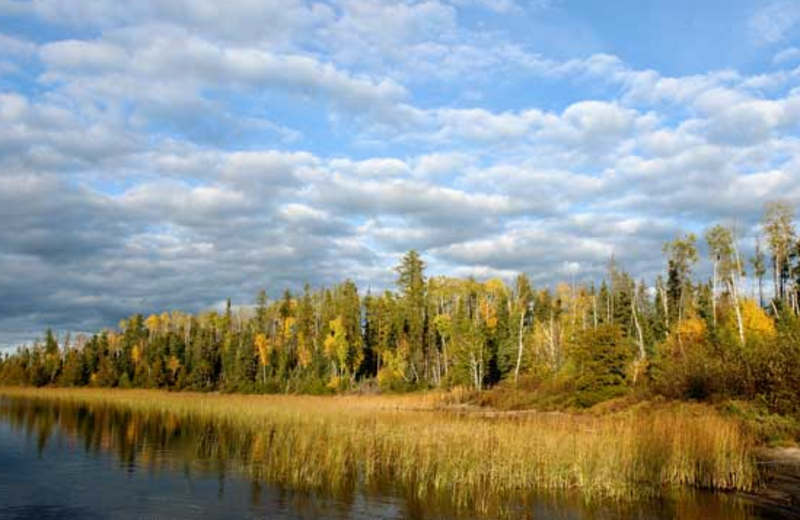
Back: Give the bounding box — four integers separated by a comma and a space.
0, 388, 757, 516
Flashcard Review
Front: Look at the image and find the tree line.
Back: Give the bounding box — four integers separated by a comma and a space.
2, 201, 799, 414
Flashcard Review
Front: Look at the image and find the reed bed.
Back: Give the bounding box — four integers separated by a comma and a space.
0, 388, 757, 515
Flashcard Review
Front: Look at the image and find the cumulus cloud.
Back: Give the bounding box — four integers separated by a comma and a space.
3, 0, 800, 347
412, 152, 474, 179
0, 0, 333, 45
749, 0, 800, 45
39, 29, 418, 131
0, 32, 36, 57
773, 47, 800, 65
0, 93, 139, 169
449, 0, 520, 13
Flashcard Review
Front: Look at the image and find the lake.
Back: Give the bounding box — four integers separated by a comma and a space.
0, 394, 794, 520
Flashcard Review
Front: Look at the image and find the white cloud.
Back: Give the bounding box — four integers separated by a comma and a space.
449, 0, 520, 14
329, 157, 411, 177
749, 0, 800, 45
0, 32, 36, 57
703, 95, 800, 145
1, 0, 333, 46
412, 152, 474, 178
40, 39, 128, 72
6, 0, 800, 344
40, 30, 417, 127
773, 46, 800, 65
0, 93, 139, 169
434, 107, 544, 141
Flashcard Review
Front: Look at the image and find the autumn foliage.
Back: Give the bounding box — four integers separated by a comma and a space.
3, 201, 800, 418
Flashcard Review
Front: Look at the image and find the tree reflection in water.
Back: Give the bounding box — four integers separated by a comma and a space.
0, 395, 775, 520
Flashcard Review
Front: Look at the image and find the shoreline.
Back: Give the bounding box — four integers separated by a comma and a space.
743, 448, 800, 514
3, 386, 799, 517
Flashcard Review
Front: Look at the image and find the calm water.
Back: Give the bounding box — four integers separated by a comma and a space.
0, 396, 794, 520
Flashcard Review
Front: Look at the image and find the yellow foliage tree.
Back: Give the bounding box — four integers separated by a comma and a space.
323, 321, 339, 361
131, 343, 142, 365
254, 333, 271, 385
255, 333, 271, 366
483, 278, 508, 295
145, 314, 161, 336
740, 299, 776, 341
665, 315, 708, 356
296, 331, 313, 369
377, 348, 408, 388
160, 311, 171, 330
324, 317, 362, 386
479, 296, 498, 330
167, 356, 181, 378
108, 332, 121, 356
283, 316, 296, 343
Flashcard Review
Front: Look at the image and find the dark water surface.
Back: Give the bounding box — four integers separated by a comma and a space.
0, 395, 794, 520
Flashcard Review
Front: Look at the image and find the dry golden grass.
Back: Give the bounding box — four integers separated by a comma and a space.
0, 387, 757, 515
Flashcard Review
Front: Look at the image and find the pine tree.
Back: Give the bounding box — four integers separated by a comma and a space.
395, 250, 427, 384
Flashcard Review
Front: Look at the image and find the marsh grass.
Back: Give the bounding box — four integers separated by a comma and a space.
0, 388, 757, 516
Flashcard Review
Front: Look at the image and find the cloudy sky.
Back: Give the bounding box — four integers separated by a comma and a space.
1, 0, 800, 347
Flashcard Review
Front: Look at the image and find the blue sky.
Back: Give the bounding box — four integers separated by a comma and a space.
1, 0, 800, 348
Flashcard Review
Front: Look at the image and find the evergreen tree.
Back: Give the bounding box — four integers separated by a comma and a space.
395, 250, 427, 383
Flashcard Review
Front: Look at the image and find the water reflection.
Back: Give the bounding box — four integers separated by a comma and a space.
0, 395, 790, 520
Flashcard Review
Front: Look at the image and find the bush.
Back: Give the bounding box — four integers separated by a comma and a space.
650, 316, 725, 401
721, 400, 800, 446
746, 325, 800, 416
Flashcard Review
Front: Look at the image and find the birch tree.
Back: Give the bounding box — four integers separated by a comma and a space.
763, 201, 795, 305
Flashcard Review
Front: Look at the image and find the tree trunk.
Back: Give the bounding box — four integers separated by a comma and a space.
711, 258, 718, 327
631, 294, 645, 360
442, 336, 448, 378
470, 352, 480, 391
545, 312, 558, 371
433, 351, 441, 387
514, 307, 526, 385
728, 279, 745, 347
658, 280, 669, 330
676, 285, 685, 352
731, 234, 746, 347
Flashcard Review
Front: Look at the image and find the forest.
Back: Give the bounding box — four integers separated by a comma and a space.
2, 200, 800, 417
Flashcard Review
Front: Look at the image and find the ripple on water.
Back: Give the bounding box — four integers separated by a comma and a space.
0, 396, 793, 520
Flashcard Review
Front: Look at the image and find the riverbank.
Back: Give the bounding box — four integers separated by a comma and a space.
0, 387, 761, 516
748, 447, 800, 514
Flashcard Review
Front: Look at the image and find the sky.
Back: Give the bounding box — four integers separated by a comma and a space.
1, 0, 800, 348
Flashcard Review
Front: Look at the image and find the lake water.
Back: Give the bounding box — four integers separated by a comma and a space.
0, 395, 795, 520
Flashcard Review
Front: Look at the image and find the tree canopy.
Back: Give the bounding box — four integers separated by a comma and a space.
2, 202, 800, 415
